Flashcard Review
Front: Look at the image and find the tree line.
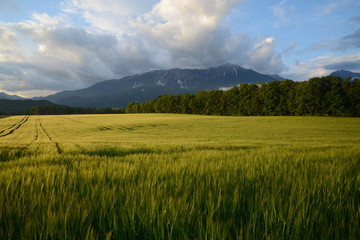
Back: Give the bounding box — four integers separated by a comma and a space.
26, 105, 124, 115
126, 76, 360, 117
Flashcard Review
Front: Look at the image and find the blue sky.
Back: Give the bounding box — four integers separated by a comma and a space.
0, 0, 359, 97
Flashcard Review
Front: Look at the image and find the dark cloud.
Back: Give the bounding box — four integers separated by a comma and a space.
324, 60, 360, 71
302, 28, 360, 53
339, 28, 360, 49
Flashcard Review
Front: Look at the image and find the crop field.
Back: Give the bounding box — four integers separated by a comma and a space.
0, 114, 359, 239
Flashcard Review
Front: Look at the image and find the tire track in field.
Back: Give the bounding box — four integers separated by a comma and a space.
36, 119, 62, 154
0, 116, 29, 137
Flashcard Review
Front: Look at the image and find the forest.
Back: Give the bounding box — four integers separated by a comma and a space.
126, 76, 360, 117
26, 105, 124, 115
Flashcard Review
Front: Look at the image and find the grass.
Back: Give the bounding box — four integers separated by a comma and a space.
0, 114, 359, 239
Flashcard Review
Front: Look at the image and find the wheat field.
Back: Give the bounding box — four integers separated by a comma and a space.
0, 114, 359, 239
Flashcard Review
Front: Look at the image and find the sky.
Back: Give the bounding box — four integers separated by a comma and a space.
0, 0, 359, 97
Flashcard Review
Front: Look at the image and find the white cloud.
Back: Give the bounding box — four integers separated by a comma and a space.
131, 0, 286, 73
135, 0, 241, 46
0, 27, 23, 62
63, 0, 157, 16
247, 37, 284, 73
62, 0, 158, 33
32, 13, 62, 25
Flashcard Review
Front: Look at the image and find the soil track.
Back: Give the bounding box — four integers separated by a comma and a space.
36, 118, 62, 154
0, 116, 29, 137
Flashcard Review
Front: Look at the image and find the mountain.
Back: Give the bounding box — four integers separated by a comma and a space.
0, 99, 56, 114
0, 92, 25, 100
40, 63, 282, 108
330, 70, 360, 79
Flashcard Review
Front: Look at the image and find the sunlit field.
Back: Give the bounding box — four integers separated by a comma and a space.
0, 114, 359, 239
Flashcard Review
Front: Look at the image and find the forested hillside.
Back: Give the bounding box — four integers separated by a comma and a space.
0, 99, 56, 115
126, 76, 360, 117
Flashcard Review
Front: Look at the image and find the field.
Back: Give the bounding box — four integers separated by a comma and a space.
0, 114, 359, 239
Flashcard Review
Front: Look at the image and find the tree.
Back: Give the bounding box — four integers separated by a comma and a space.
238, 84, 262, 116
223, 86, 241, 115
279, 80, 298, 115
204, 90, 224, 115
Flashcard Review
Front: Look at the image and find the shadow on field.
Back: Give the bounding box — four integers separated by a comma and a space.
0, 147, 28, 162
117, 124, 168, 131
76, 144, 257, 158
80, 147, 154, 157
194, 145, 258, 151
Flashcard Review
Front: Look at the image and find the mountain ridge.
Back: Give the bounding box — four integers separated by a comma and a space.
0, 99, 56, 114
0, 92, 25, 100
38, 63, 284, 108
330, 70, 360, 79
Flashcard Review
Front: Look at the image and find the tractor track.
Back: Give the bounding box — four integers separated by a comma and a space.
0, 116, 29, 138
37, 120, 62, 154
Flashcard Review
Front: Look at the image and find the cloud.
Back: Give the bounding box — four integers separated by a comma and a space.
247, 37, 285, 73
133, 0, 248, 68
0, 11, 160, 96
319, 0, 354, 15
339, 28, 360, 49
0, 27, 24, 62
0, 0, 287, 97
283, 53, 360, 80
324, 60, 360, 71
133, 0, 285, 73
61, 0, 158, 33
301, 27, 360, 53
63, 0, 157, 16
282, 42, 298, 55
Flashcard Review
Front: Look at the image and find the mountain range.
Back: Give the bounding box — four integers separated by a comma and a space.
0, 64, 359, 109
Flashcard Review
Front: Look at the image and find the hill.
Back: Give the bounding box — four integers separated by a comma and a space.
39, 63, 282, 108
0, 99, 56, 114
330, 70, 360, 79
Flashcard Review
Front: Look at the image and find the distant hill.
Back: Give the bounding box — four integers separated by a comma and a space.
330, 70, 360, 79
38, 63, 282, 108
0, 99, 56, 114
0, 92, 25, 100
